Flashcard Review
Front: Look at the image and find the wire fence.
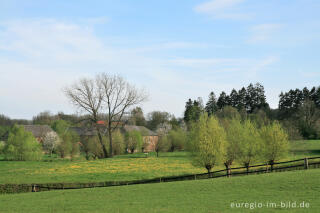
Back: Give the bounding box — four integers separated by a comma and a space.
1, 156, 320, 194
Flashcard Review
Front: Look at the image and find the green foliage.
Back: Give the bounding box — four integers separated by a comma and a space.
167, 128, 187, 152
237, 120, 262, 168
0, 141, 5, 154
216, 106, 241, 120
4, 125, 42, 161
51, 120, 70, 135
125, 130, 143, 153
189, 114, 226, 173
183, 99, 203, 124
249, 109, 270, 128
110, 130, 125, 155
57, 133, 73, 158
146, 111, 171, 130
297, 100, 320, 139
129, 107, 146, 126
52, 120, 79, 159
87, 136, 105, 159
205, 91, 218, 116
223, 119, 242, 167
260, 122, 289, 164
155, 135, 170, 157
0, 125, 10, 141
279, 86, 320, 139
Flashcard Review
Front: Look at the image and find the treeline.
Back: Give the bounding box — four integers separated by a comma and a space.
184, 83, 320, 140
0, 117, 187, 161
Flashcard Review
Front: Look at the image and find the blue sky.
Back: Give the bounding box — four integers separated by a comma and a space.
0, 0, 320, 119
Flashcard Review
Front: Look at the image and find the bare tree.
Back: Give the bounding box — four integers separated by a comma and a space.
65, 73, 147, 158
99, 73, 147, 157
64, 78, 108, 157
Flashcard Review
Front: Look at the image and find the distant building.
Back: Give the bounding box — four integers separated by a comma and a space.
22, 125, 56, 143
122, 125, 158, 152
71, 124, 159, 153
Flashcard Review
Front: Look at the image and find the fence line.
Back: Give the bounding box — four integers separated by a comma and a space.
1, 156, 320, 194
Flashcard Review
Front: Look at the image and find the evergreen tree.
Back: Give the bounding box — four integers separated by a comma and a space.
183, 99, 203, 123
229, 89, 239, 108
245, 83, 268, 113
217, 92, 229, 109
237, 87, 247, 110
205, 92, 218, 116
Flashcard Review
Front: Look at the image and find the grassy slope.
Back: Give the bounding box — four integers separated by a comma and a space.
0, 169, 319, 213
289, 140, 320, 159
0, 152, 204, 184
0, 140, 319, 184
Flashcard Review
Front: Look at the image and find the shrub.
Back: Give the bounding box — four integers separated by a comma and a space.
4, 125, 42, 161
125, 130, 143, 153
87, 136, 105, 159
167, 128, 187, 152
0, 141, 5, 154
111, 130, 125, 155
155, 135, 170, 157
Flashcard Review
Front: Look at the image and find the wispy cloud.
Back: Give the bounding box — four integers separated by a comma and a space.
248, 24, 283, 43
194, 0, 250, 20
0, 18, 280, 118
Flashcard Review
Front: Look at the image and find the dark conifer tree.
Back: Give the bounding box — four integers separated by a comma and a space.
205, 92, 218, 116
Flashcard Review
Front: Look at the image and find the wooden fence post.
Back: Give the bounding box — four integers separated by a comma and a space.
304, 158, 309, 169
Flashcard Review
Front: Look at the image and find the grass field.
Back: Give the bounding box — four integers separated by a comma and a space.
0, 152, 204, 184
0, 169, 319, 212
0, 140, 319, 184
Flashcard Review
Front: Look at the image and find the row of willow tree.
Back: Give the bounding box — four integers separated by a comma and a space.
187, 113, 289, 174
184, 83, 320, 140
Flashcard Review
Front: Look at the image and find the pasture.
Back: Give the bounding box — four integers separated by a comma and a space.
0, 168, 319, 212
0, 140, 319, 184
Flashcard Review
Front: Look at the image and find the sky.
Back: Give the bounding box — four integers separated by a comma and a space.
0, 0, 320, 119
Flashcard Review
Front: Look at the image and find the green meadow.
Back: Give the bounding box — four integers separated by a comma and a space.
0, 169, 319, 213
0, 140, 319, 184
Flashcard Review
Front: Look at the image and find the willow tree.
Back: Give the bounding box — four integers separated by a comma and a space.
238, 120, 262, 173
190, 113, 226, 174
224, 118, 242, 175
260, 121, 289, 170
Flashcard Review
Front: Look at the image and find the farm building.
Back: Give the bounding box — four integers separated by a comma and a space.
71, 125, 158, 153
22, 125, 56, 143
122, 125, 158, 152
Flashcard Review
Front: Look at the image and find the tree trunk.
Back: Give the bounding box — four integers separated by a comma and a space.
206, 165, 212, 178
269, 160, 274, 172
108, 121, 113, 158
245, 163, 249, 175
225, 163, 231, 177
156, 151, 159, 157
97, 129, 108, 158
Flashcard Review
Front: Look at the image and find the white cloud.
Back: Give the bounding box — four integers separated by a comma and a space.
194, 0, 249, 20
248, 24, 283, 43
0, 18, 280, 119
